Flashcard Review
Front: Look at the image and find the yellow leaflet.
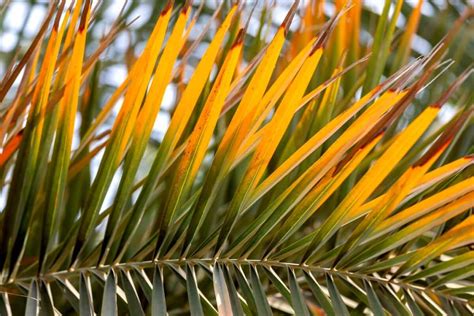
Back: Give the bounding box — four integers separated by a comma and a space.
237, 37, 317, 152
372, 176, 474, 238
358, 143, 446, 226
51, 6, 75, 93
29, 9, 69, 161
346, 156, 474, 223
163, 36, 243, 226
29, 23, 57, 119
251, 90, 406, 203
134, 8, 190, 135
181, 7, 199, 44
184, 40, 243, 177
214, 46, 323, 256
161, 6, 238, 156
242, 49, 323, 196
397, 210, 474, 276
103, 14, 195, 258
334, 146, 448, 266
63, 12, 90, 133
300, 132, 383, 215
112, 7, 172, 160
114, 5, 173, 119
207, 28, 294, 189
233, 27, 286, 122
301, 104, 442, 263
50, 2, 83, 93
64, 0, 83, 48
178, 25, 289, 249
269, 133, 383, 250
68, 0, 131, 159
64, 0, 82, 43
115, 7, 172, 113
337, 105, 440, 223
417, 155, 473, 191
402, 192, 474, 240
279, 66, 342, 162
43, 3, 91, 258
219, 26, 286, 153
337, 191, 474, 269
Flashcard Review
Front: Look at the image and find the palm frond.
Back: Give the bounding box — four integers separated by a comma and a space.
0, 0, 473, 315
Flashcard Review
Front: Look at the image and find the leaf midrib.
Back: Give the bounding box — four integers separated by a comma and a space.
3, 258, 467, 304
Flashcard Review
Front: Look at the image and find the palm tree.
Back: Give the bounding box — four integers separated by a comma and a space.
0, 0, 472, 314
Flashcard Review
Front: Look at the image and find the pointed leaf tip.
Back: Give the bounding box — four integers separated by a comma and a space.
162, 0, 174, 16
233, 29, 245, 47
183, 0, 192, 13
79, 0, 91, 31
415, 108, 472, 166
282, 0, 300, 34
432, 68, 472, 108
52, 1, 66, 31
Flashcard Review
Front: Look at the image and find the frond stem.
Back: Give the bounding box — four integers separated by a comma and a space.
4, 258, 467, 303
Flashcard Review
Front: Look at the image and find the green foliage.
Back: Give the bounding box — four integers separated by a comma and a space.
0, 1, 473, 315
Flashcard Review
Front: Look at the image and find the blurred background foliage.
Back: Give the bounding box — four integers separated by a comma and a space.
1, 0, 472, 143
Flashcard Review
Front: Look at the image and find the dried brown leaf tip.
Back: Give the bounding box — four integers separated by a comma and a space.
432, 67, 472, 108
312, 6, 345, 52
79, 0, 91, 32
232, 28, 245, 48
52, 1, 66, 31
182, 0, 192, 13
416, 108, 473, 167
162, 0, 174, 16
282, 0, 300, 35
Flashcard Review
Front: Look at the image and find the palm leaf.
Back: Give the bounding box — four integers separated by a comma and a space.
0, 1, 472, 315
